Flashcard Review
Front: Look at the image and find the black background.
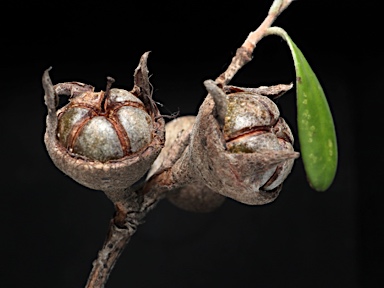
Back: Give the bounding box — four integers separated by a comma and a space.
1, 1, 382, 287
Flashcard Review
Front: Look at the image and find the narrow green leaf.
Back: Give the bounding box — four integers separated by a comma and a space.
266, 27, 338, 191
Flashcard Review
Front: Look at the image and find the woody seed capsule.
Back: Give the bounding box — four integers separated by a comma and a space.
190, 81, 299, 205
43, 52, 165, 195
57, 88, 153, 162
224, 92, 295, 191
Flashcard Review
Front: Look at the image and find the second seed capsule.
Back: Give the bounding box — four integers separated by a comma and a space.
224, 91, 295, 191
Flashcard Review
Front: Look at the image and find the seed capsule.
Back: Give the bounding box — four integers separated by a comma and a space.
43, 52, 165, 194
189, 81, 299, 205
224, 92, 295, 192
224, 92, 280, 138
57, 88, 153, 163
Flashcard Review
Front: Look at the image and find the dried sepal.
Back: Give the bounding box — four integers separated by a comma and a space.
42, 53, 165, 197
223, 83, 293, 100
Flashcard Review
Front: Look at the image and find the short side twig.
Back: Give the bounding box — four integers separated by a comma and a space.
216, 0, 293, 85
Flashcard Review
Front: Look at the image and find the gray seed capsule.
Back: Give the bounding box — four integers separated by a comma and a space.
43, 52, 165, 194
57, 88, 153, 163
224, 92, 295, 191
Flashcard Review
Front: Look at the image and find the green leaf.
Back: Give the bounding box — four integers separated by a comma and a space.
266, 27, 338, 191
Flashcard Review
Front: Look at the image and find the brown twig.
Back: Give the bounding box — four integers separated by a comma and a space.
216, 0, 293, 85
85, 203, 133, 288
85, 192, 162, 288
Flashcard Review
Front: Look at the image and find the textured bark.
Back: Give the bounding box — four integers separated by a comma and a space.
85, 191, 162, 288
